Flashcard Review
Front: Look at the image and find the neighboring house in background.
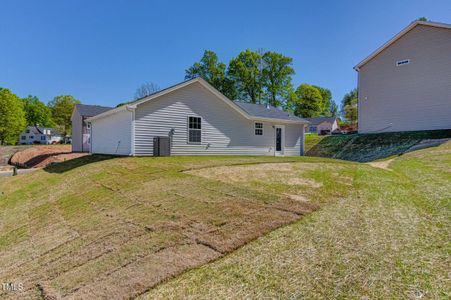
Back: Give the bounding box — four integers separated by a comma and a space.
305, 117, 339, 135
71, 104, 113, 152
19, 126, 63, 145
355, 20, 451, 133
86, 78, 309, 156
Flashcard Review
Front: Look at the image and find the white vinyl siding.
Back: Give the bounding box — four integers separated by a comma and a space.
90, 109, 132, 155
134, 82, 303, 156
359, 25, 451, 133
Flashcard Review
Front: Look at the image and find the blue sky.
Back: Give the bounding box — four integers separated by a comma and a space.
1, 0, 450, 107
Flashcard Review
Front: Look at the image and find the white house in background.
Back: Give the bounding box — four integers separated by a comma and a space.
19, 126, 63, 145
304, 117, 339, 134
86, 78, 309, 156
71, 104, 113, 152
355, 20, 451, 133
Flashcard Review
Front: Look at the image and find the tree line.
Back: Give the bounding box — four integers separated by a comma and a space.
137, 50, 358, 124
185, 50, 345, 118
0, 87, 80, 145
0, 49, 358, 145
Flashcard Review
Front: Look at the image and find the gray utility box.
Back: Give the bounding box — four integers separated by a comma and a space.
153, 136, 171, 156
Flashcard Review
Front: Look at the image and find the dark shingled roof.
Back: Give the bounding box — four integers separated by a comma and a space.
76, 104, 113, 117
304, 117, 338, 125
234, 102, 306, 122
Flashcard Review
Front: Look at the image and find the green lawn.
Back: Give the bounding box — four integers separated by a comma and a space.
304, 133, 326, 153
143, 142, 451, 299
0, 155, 352, 299
306, 129, 451, 162
0, 142, 449, 299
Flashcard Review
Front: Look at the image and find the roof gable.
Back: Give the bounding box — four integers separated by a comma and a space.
354, 21, 451, 71
305, 117, 338, 125
87, 78, 308, 124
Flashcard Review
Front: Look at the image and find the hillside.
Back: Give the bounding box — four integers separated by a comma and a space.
144, 141, 451, 299
306, 129, 451, 162
0, 155, 348, 299
0, 142, 449, 299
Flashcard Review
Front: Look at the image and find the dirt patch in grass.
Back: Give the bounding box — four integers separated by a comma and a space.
9, 145, 88, 168
186, 162, 322, 188
367, 158, 395, 170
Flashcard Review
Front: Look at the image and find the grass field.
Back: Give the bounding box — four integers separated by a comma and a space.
306, 129, 451, 162
0, 142, 449, 299
143, 142, 451, 299
304, 133, 326, 153
0, 155, 353, 299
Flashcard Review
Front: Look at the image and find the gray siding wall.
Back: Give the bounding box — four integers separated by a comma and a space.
91, 109, 132, 155
134, 82, 303, 156
71, 108, 83, 152
358, 25, 451, 133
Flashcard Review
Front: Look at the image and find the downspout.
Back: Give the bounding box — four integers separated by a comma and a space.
90, 122, 93, 154
81, 116, 85, 152
301, 124, 305, 156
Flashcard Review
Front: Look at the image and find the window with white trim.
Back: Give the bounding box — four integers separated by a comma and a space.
188, 116, 201, 143
41, 136, 46, 141
255, 122, 263, 135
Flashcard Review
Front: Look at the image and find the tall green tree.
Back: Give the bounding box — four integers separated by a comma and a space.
341, 88, 358, 123
312, 85, 332, 115
185, 50, 237, 99
261, 51, 295, 107
22, 95, 54, 127
0, 88, 26, 145
48, 95, 81, 136
228, 49, 264, 104
288, 84, 323, 118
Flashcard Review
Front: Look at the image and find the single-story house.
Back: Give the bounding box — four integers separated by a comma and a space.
71, 104, 113, 152
304, 117, 339, 134
355, 20, 451, 133
19, 126, 62, 145
85, 78, 309, 156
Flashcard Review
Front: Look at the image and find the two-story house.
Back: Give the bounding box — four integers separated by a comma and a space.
19, 126, 63, 145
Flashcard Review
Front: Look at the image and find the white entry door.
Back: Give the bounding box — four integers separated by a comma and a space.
275, 125, 285, 156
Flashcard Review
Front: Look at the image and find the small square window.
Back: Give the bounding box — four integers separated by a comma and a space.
21, 136, 26, 140
255, 122, 263, 135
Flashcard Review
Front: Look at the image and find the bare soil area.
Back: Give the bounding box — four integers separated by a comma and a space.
9, 145, 88, 168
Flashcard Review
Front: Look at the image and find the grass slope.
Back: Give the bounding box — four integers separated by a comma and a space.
144, 142, 451, 299
0, 155, 352, 299
307, 129, 451, 162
